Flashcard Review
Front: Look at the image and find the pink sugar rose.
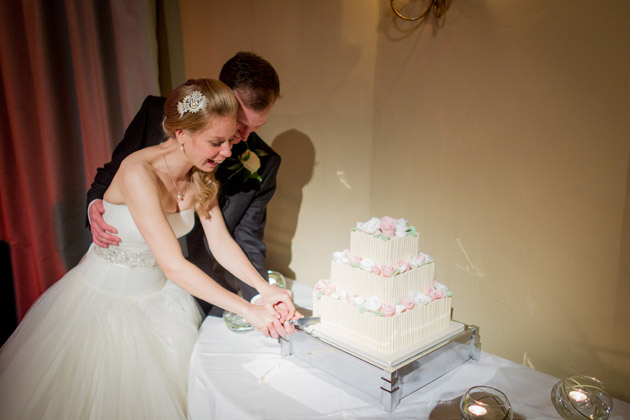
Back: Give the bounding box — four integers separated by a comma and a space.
399, 297, 415, 311
350, 255, 362, 265
371, 266, 381, 275
397, 261, 411, 273
314, 279, 329, 292
346, 293, 359, 305
324, 284, 336, 296
381, 303, 396, 317
381, 264, 395, 277
427, 287, 446, 300
379, 216, 397, 237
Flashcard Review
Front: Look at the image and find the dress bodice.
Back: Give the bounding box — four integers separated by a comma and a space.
102, 201, 195, 249
81, 201, 196, 295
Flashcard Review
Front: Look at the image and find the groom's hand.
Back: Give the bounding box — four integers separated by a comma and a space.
89, 199, 121, 247
254, 299, 297, 338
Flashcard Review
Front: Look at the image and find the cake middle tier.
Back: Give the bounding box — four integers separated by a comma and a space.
329, 261, 435, 303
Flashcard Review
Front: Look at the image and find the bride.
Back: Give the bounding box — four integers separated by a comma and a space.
0, 78, 297, 419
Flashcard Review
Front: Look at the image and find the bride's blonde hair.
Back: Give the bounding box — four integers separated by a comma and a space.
162, 79, 238, 217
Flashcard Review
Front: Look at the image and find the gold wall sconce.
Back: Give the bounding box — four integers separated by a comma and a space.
390, 0, 446, 21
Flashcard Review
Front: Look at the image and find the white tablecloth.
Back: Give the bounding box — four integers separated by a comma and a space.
188, 282, 630, 419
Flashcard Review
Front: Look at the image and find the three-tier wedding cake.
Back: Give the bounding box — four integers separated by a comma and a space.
312, 217, 454, 362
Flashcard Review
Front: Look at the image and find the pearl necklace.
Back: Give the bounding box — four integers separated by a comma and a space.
160, 143, 188, 201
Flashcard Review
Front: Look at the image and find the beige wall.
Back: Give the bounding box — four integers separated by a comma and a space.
177, 0, 630, 400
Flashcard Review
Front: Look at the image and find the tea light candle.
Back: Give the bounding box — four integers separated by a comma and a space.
467, 404, 488, 416
569, 390, 588, 403
460, 386, 512, 420
552, 375, 613, 420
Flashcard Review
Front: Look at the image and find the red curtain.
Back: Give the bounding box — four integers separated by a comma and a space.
0, 0, 159, 319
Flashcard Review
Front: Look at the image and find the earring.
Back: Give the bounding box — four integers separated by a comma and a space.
180, 143, 184, 151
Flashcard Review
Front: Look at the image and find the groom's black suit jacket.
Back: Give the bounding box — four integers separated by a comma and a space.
87, 96, 281, 316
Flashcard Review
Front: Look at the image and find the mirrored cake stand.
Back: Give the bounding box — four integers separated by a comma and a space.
280, 320, 481, 413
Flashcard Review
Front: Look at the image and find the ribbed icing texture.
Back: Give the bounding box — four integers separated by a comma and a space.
349, 230, 418, 265
313, 297, 451, 355
329, 262, 434, 303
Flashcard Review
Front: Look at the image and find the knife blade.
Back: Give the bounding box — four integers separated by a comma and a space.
289, 316, 320, 334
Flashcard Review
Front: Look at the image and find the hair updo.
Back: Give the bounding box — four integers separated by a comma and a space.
162, 78, 238, 217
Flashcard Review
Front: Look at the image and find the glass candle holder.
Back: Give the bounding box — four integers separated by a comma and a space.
222, 310, 254, 333
460, 386, 513, 420
553, 375, 613, 420
267, 270, 287, 288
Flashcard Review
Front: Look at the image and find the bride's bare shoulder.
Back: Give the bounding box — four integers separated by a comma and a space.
118, 150, 161, 184
123, 144, 161, 163
120, 146, 161, 171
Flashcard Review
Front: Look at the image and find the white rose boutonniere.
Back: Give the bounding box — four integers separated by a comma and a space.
240, 150, 260, 173
223, 137, 268, 183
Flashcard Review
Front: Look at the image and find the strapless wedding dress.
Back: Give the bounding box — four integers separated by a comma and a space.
0, 201, 202, 420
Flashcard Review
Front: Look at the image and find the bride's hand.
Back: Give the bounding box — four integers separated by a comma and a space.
255, 300, 304, 338
241, 304, 280, 334
242, 304, 298, 338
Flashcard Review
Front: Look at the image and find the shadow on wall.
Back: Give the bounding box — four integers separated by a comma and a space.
609, 146, 630, 401
266, 130, 315, 279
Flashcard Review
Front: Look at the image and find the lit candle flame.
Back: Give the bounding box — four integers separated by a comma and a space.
569, 390, 588, 402
468, 404, 488, 416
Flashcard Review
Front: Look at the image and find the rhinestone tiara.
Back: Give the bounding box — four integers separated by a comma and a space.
177, 90, 207, 117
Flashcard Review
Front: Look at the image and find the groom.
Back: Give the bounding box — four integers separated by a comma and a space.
87, 52, 282, 320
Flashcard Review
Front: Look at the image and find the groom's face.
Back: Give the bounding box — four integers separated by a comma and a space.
232, 89, 273, 144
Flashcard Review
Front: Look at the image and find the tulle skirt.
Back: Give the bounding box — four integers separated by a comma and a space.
0, 245, 203, 420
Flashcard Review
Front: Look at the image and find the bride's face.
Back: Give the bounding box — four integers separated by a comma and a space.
184, 115, 236, 172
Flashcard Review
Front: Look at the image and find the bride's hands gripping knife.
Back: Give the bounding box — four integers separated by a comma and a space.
257, 284, 303, 338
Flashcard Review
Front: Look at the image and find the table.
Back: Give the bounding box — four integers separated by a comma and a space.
188, 282, 630, 419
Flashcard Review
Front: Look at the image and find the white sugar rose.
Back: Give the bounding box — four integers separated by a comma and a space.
410, 289, 431, 306
434, 281, 449, 293
361, 217, 381, 234
352, 296, 365, 306
332, 250, 349, 264
410, 254, 426, 268
394, 218, 408, 237
365, 296, 381, 312
419, 252, 433, 264
360, 258, 376, 272
239, 150, 261, 173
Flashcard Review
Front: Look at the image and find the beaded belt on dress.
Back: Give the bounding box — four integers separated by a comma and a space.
93, 245, 157, 268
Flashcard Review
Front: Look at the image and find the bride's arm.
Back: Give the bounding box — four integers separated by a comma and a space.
114, 162, 278, 330
199, 200, 296, 322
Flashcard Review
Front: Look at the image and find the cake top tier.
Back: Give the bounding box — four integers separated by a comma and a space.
353, 216, 417, 239
350, 217, 419, 265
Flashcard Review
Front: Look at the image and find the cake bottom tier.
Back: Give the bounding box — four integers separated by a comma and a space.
313, 295, 452, 356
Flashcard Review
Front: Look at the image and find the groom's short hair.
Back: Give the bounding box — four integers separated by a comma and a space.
219, 51, 280, 111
